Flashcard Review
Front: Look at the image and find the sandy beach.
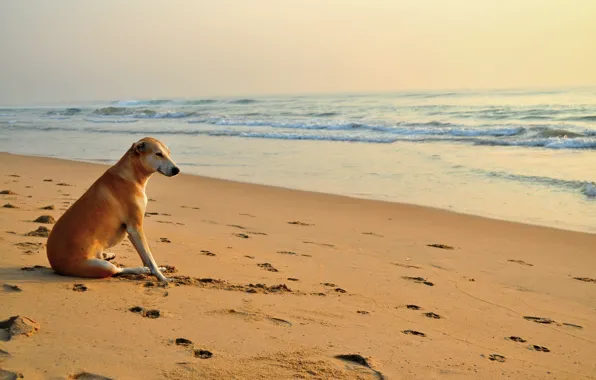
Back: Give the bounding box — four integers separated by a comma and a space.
1, 152, 595, 379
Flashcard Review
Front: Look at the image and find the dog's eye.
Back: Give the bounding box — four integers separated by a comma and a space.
156, 152, 163, 157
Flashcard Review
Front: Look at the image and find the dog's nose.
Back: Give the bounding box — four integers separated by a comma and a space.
171, 167, 180, 175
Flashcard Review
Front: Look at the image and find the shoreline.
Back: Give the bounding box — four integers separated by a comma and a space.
1, 151, 593, 236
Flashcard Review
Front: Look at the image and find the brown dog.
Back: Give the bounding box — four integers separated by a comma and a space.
46, 137, 179, 282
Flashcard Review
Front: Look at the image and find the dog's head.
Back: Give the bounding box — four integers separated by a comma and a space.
130, 137, 180, 177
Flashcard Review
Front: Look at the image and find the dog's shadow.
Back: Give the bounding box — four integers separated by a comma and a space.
0, 265, 113, 284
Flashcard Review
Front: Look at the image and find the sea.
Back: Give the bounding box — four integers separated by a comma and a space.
1, 88, 595, 233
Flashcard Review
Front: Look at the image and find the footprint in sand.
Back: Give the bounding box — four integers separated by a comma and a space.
180, 205, 200, 210
193, 349, 213, 359
334, 354, 384, 378
406, 304, 421, 310
287, 221, 314, 226
392, 263, 421, 269
129, 306, 160, 319
357, 310, 370, 315
0, 316, 40, 341
488, 354, 506, 363
72, 284, 88, 292
562, 322, 583, 329
56, 182, 71, 186
200, 250, 216, 257
235, 233, 250, 239
227, 224, 246, 229
287, 278, 299, 281
0, 190, 16, 195
278, 251, 297, 255
506, 336, 527, 343
362, 232, 383, 237
523, 316, 554, 324
402, 276, 434, 286
529, 345, 550, 353
257, 263, 279, 272
303, 241, 335, 248
423, 312, 441, 319
41, 205, 55, 210
175, 338, 193, 346
402, 330, 426, 337
427, 243, 454, 250
43, 179, 53, 182
508, 259, 533, 267
159, 237, 171, 243
244, 255, 255, 259
573, 277, 596, 283
2, 203, 17, 208
15, 242, 43, 254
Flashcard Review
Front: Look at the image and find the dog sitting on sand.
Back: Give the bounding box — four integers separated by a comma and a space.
46, 137, 179, 282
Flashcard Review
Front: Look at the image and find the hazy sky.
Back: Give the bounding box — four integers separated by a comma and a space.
0, 0, 595, 105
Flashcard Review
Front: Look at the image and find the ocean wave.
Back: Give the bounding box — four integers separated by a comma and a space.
84, 118, 139, 124
478, 169, 596, 198
111, 99, 172, 106
564, 115, 596, 122
583, 183, 596, 197
45, 108, 83, 116
228, 99, 259, 104
473, 136, 596, 150
111, 99, 219, 106
308, 112, 339, 117
189, 117, 526, 137
92, 107, 195, 119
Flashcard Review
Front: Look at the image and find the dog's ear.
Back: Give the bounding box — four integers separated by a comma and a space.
133, 141, 147, 155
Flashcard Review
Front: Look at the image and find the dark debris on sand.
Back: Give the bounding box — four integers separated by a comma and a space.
25, 226, 50, 237
69, 372, 114, 380
2, 203, 17, 208
33, 215, 55, 224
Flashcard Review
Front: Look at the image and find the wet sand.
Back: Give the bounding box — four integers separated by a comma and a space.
1, 152, 595, 379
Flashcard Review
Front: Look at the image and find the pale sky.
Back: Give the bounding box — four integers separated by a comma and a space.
0, 0, 595, 105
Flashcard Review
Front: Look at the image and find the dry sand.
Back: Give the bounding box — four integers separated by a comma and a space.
1, 152, 595, 380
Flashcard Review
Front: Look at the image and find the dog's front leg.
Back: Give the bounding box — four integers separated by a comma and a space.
126, 224, 168, 282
